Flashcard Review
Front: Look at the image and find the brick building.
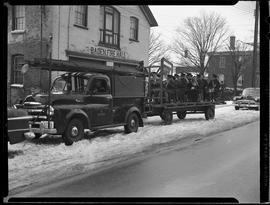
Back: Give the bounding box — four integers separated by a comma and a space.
206, 51, 260, 89
7, 5, 157, 105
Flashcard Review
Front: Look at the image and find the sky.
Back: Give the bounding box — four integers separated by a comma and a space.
149, 1, 257, 61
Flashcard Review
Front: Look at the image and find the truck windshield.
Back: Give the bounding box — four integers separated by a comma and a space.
51, 73, 90, 93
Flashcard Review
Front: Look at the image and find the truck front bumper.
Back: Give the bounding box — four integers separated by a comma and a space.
29, 121, 57, 134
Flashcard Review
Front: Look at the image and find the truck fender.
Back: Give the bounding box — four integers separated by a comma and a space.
125, 106, 144, 127
66, 109, 91, 130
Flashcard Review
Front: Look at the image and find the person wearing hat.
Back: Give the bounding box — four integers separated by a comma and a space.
196, 74, 208, 102
208, 74, 220, 102
149, 72, 161, 103
166, 74, 177, 103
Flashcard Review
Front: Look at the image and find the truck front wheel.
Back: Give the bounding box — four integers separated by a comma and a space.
124, 113, 139, 134
63, 118, 84, 146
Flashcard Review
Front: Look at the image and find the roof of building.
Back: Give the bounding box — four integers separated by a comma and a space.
175, 66, 201, 73
139, 6, 158, 27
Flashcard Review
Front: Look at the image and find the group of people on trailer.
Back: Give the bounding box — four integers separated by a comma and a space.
149, 72, 221, 103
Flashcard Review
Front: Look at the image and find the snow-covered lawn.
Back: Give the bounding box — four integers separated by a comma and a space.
8, 106, 259, 195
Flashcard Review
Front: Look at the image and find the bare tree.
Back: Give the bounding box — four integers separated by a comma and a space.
227, 41, 252, 95
148, 30, 170, 66
172, 11, 228, 74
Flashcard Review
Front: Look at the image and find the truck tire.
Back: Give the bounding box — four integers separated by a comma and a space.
63, 118, 84, 146
205, 106, 215, 120
124, 113, 139, 134
162, 110, 173, 125
34, 133, 42, 139
177, 111, 186, 120
235, 106, 239, 110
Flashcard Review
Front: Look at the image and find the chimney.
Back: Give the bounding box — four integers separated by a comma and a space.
230, 36, 235, 50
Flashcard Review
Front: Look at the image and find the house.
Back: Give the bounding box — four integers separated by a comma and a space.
206, 51, 260, 89
175, 66, 201, 74
7, 5, 158, 105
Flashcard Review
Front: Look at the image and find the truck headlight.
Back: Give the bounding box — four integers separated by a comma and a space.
47, 106, 54, 116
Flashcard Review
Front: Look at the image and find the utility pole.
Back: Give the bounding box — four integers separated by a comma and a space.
252, 1, 259, 87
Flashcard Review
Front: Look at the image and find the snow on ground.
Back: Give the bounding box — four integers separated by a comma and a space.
8, 106, 259, 194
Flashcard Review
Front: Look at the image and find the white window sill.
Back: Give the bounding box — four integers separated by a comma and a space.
11, 30, 26, 34
10, 84, 24, 88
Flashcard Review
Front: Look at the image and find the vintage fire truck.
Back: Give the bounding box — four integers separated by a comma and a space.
18, 58, 215, 145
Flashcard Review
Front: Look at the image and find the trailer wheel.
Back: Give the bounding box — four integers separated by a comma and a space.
124, 113, 139, 134
34, 133, 42, 139
177, 111, 186, 120
63, 118, 84, 146
205, 106, 215, 120
235, 106, 239, 110
162, 110, 173, 125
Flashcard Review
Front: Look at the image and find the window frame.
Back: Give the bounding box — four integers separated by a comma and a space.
74, 5, 88, 28
12, 5, 25, 31
99, 6, 120, 49
129, 16, 139, 41
11, 55, 24, 85
90, 77, 110, 95
219, 56, 226, 68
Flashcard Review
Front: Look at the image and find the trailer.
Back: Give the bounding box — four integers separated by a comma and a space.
144, 58, 215, 124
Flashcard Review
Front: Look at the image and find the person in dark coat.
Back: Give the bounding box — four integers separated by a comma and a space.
208, 74, 220, 102
196, 74, 208, 102
149, 72, 161, 103
202, 75, 209, 101
166, 75, 177, 103
179, 73, 188, 102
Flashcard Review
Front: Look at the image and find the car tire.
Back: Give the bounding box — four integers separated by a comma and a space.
177, 111, 186, 120
205, 106, 215, 120
235, 106, 239, 110
124, 113, 139, 134
63, 118, 84, 146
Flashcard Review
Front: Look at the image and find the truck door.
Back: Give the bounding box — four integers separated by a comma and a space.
85, 77, 113, 127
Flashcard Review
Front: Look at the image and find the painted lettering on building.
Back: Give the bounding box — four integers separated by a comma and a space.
89, 46, 126, 59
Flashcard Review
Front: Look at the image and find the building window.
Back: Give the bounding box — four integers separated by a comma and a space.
12, 6, 25, 30
219, 56, 226, 68
12, 55, 24, 84
130, 17, 138, 41
74, 6, 87, 27
99, 6, 120, 48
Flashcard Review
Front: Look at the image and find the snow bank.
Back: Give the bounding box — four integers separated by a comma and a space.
8, 106, 259, 194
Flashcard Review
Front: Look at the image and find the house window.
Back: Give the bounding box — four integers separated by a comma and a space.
99, 6, 120, 48
12, 6, 25, 30
219, 56, 226, 68
74, 6, 87, 27
12, 55, 24, 84
130, 17, 138, 41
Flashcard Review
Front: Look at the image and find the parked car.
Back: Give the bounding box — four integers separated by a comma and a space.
7, 108, 32, 144
233, 88, 260, 110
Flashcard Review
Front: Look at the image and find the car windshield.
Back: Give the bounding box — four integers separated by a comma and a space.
242, 88, 260, 98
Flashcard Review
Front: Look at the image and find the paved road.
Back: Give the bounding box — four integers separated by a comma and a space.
14, 121, 260, 202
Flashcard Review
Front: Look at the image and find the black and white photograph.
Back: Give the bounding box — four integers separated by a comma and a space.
5, 1, 268, 203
